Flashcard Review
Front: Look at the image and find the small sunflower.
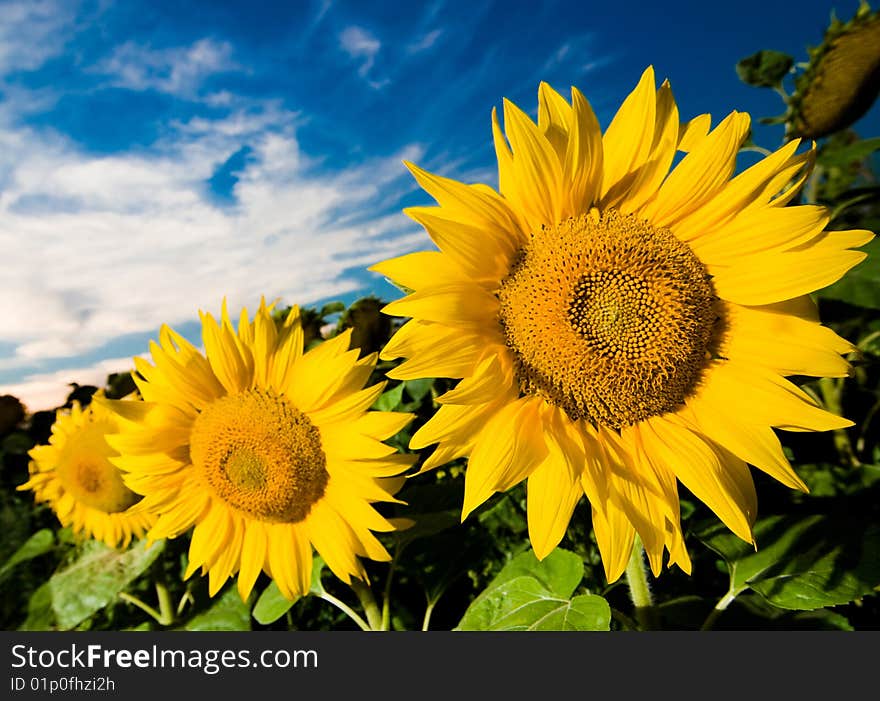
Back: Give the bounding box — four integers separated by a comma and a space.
371, 67, 873, 582
100, 299, 413, 601
19, 393, 154, 548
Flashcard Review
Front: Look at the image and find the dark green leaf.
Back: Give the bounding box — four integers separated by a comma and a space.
252, 581, 298, 624
403, 378, 434, 402
49, 539, 165, 630
0, 529, 54, 584
395, 510, 460, 549
697, 512, 880, 610
184, 586, 251, 630
736, 50, 794, 87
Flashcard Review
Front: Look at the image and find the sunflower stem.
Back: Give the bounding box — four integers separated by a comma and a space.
700, 590, 739, 631
380, 549, 400, 631
118, 592, 167, 627
154, 581, 175, 626
421, 599, 436, 632
818, 376, 859, 467
624, 537, 656, 630
349, 578, 384, 631
317, 592, 372, 632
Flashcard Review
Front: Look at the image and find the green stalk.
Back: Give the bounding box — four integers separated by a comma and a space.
349, 578, 383, 631
624, 538, 657, 630
317, 591, 372, 632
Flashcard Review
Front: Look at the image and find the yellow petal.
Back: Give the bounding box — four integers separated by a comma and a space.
600, 66, 657, 202
677, 113, 711, 151
641, 415, 756, 544
369, 250, 471, 291
563, 86, 603, 215
527, 449, 582, 560
642, 111, 751, 227
381, 282, 500, 330
501, 96, 564, 229
671, 139, 802, 242
462, 397, 548, 519
711, 238, 870, 306
680, 401, 807, 492
405, 161, 521, 235
591, 501, 635, 583
404, 206, 515, 283
719, 299, 854, 378
694, 360, 853, 432
237, 520, 268, 601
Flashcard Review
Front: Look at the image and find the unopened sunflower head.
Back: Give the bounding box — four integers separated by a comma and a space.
99, 299, 414, 601
19, 392, 154, 548
371, 67, 874, 583
787, 0, 880, 139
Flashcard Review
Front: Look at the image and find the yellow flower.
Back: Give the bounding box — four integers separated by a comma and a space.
100, 299, 413, 601
371, 67, 873, 582
19, 393, 154, 548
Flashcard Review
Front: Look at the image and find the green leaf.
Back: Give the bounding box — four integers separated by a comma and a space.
20, 582, 54, 631
49, 539, 165, 630
489, 548, 584, 598
252, 581, 298, 625
310, 555, 327, 595
0, 529, 54, 584
372, 382, 404, 411
456, 576, 610, 631
697, 512, 880, 611
736, 50, 794, 87
184, 586, 251, 631
819, 136, 880, 168
395, 510, 460, 550
817, 237, 880, 309
403, 378, 434, 402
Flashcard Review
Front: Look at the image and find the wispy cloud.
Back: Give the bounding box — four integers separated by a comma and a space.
407, 29, 443, 54
338, 25, 389, 88
0, 0, 73, 74
94, 38, 240, 98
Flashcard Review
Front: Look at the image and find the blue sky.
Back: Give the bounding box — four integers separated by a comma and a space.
1, 0, 877, 410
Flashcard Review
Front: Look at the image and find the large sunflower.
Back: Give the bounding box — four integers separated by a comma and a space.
100, 299, 413, 600
20, 393, 154, 548
371, 67, 873, 582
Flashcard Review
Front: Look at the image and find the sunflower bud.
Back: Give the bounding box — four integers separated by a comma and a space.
787, 1, 880, 139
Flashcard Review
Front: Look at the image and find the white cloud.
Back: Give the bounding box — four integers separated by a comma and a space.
0, 101, 426, 409
3, 355, 146, 414
0, 0, 72, 74
339, 25, 381, 79
94, 38, 239, 97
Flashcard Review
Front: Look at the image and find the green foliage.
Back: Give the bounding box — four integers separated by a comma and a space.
697, 512, 880, 611
456, 549, 610, 631
735, 50, 794, 87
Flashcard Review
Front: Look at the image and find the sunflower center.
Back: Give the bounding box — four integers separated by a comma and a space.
498, 209, 716, 429
189, 388, 328, 523
56, 421, 140, 513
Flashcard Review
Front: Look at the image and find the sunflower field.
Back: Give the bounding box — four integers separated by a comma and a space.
1, 3, 879, 633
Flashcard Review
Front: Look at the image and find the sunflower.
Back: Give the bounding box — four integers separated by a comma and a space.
371, 67, 873, 582
99, 299, 413, 601
19, 393, 154, 548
